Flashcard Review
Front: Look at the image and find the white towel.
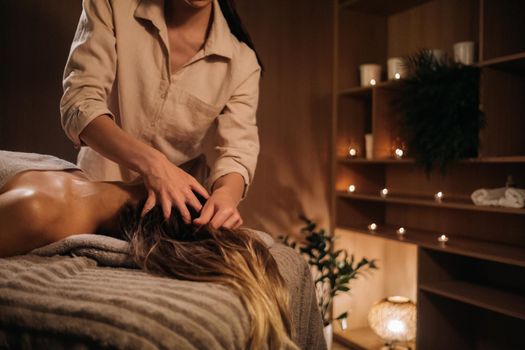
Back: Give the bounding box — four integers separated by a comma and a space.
499, 188, 525, 208
471, 188, 506, 206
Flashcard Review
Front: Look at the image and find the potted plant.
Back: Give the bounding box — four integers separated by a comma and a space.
395, 49, 484, 174
280, 216, 378, 349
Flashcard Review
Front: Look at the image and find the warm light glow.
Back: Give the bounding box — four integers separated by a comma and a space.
348, 185, 356, 193
348, 147, 357, 157
394, 148, 404, 159
396, 227, 406, 235
435, 191, 444, 202
394, 72, 401, 80
438, 234, 449, 244
370, 78, 377, 86
387, 319, 406, 334
368, 223, 378, 231
388, 296, 410, 303
380, 188, 389, 198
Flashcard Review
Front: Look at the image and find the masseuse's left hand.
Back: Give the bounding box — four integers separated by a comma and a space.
193, 173, 245, 229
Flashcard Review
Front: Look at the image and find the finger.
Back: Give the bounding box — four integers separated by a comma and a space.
160, 192, 172, 220
222, 214, 240, 230
190, 180, 210, 199
173, 196, 192, 224
233, 217, 243, 230
193, 201, 214, 226
141, 190, 156, 217
184, 190, 203, 212
210, 208, 233, 230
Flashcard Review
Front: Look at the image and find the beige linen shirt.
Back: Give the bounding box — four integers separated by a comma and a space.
60, 0, 261, 195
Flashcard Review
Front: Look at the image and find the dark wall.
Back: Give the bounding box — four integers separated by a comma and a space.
0, 0, 82, 161
0, 0, 333, 236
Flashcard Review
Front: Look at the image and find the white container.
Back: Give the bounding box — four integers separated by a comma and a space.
365, 133, 374, 160
359, 64, 381, 87
454, 41, 475, 65
387, 57, 406, 80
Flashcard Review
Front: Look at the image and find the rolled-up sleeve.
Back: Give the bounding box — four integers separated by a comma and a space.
206, 56, 261, 199
60, 0, 117, 148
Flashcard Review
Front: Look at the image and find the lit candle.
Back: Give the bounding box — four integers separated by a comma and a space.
435, 191, 444, 203
370, 79, 377, 86
368, 223, 378, 231
438, 234, 449, 246
348, 147, 357, 158
394, 72, 401, 80
394, 148, 404, 159
396, 227, 406, 235
348, 185, 356, 193
380, 188, 389, 198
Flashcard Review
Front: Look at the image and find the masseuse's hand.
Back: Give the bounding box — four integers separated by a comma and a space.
193, 172, 245, 230
193, 188, 243, 229
141, 152, 209, 222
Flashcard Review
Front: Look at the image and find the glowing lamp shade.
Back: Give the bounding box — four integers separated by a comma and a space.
368, 296, 416, 343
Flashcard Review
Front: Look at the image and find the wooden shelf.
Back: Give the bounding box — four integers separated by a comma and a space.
337, 191, 525, 215
337, 156, 525, 164
478, 52, 525, 74
339, 0, 432, 15
339, 80, 403, 98
334, 327, 385, 350
419, 280, 525, 321
337, 224, 525, 268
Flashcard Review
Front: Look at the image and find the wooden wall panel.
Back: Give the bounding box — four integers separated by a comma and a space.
387, 0, 479, 59
236, 0, 333, 235
0, 0, 82, 161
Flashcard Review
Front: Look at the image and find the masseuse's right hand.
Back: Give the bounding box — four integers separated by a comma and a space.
140, 151, 209, 222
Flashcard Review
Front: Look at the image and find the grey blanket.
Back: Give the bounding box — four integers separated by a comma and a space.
0, 233, 326, 350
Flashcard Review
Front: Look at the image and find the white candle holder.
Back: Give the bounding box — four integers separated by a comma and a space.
348, 185, 356, 193
368, 223, 378, 232
434, 191, 444, 203
396, 227, 406, 235
380, 188, 389, 198
348, 147, 357, 158
365, 134, 374, 160
359, 64, 382, 87
387, 57, 407, 80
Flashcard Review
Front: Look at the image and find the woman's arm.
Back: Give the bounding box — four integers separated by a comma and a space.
193, 172, 244, 229
195, 49, 262, 229
79, 116, 209, 222
60, 0, 208, 221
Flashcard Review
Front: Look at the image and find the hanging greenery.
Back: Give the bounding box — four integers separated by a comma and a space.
279, 216, 378, 327
396, 50, 484, 174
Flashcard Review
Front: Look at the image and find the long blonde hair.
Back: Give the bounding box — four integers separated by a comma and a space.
119, 200, 298, 349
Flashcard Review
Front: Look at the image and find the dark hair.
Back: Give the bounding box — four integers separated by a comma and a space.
118, 198, 297, 348
218, 0, 265, 72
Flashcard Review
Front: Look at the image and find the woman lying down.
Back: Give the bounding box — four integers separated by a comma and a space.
0, 150, 301, 349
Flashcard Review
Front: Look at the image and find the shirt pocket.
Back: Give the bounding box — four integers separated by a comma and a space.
159, 86, 223, 151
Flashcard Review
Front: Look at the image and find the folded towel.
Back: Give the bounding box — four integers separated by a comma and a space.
499, 188, 525, 208
471, 188, 506, 206
471, 187, 525, 209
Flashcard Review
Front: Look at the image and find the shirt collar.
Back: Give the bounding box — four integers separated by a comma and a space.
134, 0, 234, 60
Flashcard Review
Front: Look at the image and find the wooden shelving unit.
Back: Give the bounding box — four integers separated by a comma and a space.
331, 0, 525, 348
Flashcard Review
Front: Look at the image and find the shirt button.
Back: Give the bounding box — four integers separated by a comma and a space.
160, 91, 168, 99
150, 121, 155, 127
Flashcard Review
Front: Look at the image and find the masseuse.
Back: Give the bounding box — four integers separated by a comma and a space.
60, 0, 261, 229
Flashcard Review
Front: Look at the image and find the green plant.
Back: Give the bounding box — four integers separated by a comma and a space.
396, 50, 485, 174
280, 215, 378, 326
